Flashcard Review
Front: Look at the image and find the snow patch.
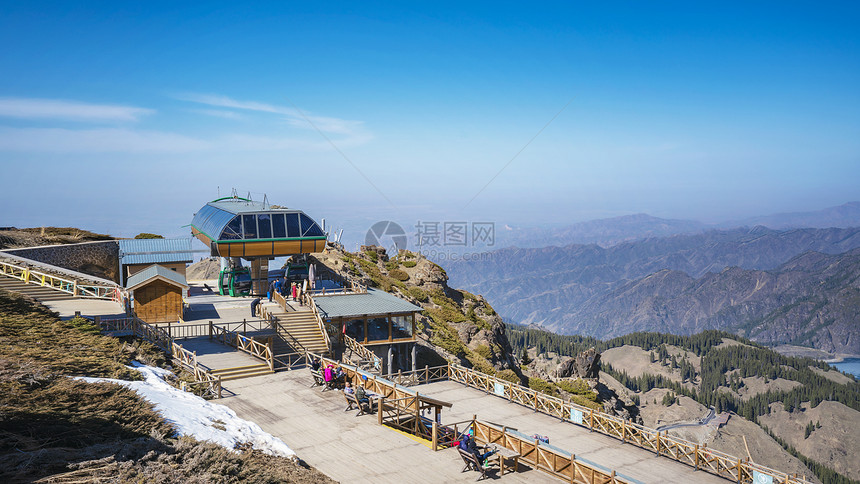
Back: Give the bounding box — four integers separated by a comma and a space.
75, 362, 295, 459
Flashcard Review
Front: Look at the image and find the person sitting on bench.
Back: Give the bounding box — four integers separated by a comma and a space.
355, 383, 369, 408
460, 431, 495, 466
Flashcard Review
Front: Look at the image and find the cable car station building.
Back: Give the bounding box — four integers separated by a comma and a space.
191, 197, 327, 295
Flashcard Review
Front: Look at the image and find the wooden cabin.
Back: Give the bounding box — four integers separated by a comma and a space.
127, 264, 188, 324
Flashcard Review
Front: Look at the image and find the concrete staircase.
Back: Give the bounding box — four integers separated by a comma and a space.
0, 275, 76, 301
262, 303, 329, 356
209, 362, 273, 381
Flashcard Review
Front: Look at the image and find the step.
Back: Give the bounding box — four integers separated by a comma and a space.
218, 369, 274, 381
209, 363, 269, 374
210, 365, 272, 378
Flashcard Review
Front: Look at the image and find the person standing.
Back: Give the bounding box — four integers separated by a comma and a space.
291, 282, 297, 302
250, 297, 261, 318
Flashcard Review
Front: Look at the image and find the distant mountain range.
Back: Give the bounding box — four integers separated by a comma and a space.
492, 201, 860, 249
726, 201, 860, 230
446, 226, 860, 355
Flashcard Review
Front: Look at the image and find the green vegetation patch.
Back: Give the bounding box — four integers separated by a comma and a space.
403, 260, 417, 268
495, 369, 520, 384
528, 377, 557, 396
389, 268, 409, 281
133, 233, 164, 239
408, 287, 429, 303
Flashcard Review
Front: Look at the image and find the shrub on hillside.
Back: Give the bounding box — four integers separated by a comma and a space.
389, 269, 409, 281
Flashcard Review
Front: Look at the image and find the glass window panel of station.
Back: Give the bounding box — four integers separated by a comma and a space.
299, 214, 324, 237
257, 214, 272, 239
285, 213, 301, 237
242, 214, 257, 239
272, 213, 286, 238
367, 317, 389, 342
345, 319, 365, 342
221, 217, 243, 240
391, 315, 413, 338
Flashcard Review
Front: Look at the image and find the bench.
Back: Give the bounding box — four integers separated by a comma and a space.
344, 392, 372, 416
310, 369, 325, 388
458, 448, 493, 481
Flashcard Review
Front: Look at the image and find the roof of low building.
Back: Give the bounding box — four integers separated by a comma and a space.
118, 238, 194, 265
127, 264, 189, 290
313, 288, 422, 319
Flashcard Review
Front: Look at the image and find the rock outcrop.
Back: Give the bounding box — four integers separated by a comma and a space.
312, 245, 518, 373
557, 347, 601, 379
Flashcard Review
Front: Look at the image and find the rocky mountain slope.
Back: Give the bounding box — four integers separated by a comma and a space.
507, 327, 860, 483
542, 249, 860, 354
446, 227, 860, 354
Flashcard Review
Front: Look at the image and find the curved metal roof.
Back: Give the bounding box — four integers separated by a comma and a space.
191, 197, 325, 243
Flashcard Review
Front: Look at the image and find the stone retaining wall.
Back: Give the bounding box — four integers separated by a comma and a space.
5, 241, 120, 283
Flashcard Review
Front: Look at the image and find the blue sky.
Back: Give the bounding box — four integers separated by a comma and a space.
0, 2, 858, 244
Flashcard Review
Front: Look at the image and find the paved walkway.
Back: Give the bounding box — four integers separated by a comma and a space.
220, 371, 559, 484
410, 381, 725, 484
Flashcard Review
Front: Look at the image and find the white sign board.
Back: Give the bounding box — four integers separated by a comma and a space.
752, 470, 773, 484
493, 382, 505, 396
569, 408, 584, 425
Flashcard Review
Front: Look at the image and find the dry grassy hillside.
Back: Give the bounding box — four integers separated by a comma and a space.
0, 288, 333, 483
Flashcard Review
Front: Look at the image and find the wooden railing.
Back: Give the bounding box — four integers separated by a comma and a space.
343, 334, 381, 371
0, 257, 123, 302
171, 340, 222, 398
209, 322, 274, 371
98, 316, 221, 398
302, 292, 331, 352
381, 365, 449, 386
443, 363, 812, 484
237, 333, 274, 372
153, 322, 210, 339
472, 420, 634, 484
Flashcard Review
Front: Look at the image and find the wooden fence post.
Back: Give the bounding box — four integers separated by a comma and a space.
695, 444, 699, 470
243, 319, 247, 335
209, 321, 213, 339
622, 419, 627, 444
378, 397, 385, 425
432, 421, 438, 451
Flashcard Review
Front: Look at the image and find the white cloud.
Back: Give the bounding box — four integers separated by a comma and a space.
0, 127, 208, 153
192, 108, 246, 120
177, 93, 368, 139
0, 97, 153, 122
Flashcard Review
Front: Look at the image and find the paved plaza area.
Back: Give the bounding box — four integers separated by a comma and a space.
215, 369, 727, 484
